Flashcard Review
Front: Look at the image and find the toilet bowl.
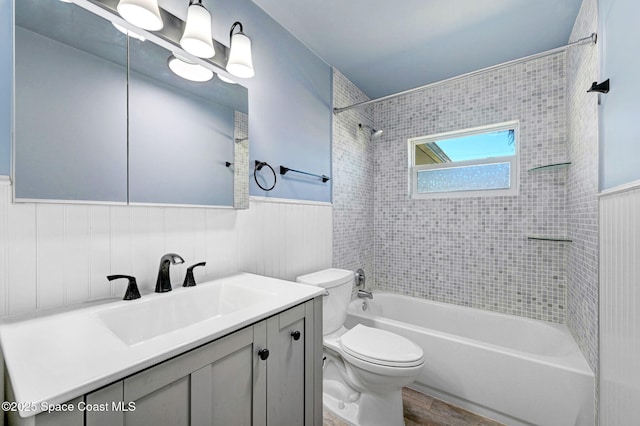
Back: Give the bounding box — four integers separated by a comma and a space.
297, 269, 424, 426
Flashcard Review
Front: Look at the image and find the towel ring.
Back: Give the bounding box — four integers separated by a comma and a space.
254, 161, 276, 191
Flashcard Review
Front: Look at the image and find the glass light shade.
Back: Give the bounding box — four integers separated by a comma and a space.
227, 32, 254, 78
117, 0, 163, 31
180, 3, 215, 58
168, 55, 214, 82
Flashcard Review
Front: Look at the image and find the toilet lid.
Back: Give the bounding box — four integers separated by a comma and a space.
339, 324, 424, 367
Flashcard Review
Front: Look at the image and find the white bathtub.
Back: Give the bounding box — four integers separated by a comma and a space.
345, 293, 594, 426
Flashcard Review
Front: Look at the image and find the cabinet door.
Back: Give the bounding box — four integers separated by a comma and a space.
267, 300, 321, 426
82, 299, 322, 426
85, 325, 264, 426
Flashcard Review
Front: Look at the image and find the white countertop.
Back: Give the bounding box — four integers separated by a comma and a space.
0, 273, 324, 417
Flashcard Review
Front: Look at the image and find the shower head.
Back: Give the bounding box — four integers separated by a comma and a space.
359, 123, 384, 141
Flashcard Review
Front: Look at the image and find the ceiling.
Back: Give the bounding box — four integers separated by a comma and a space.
250, 0, 584, 99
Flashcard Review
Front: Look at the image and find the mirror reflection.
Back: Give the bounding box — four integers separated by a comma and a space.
127, 37, 248, 207
13, 0, 249, 208
14, 0, 128, 202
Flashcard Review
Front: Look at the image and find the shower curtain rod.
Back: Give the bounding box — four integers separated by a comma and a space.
333, 33, 597, 114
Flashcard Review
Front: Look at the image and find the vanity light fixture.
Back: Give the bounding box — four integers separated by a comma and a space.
168, 54, 214, 82
112, 22, 146, 41
227, 22, 255, 78
117, 0, 163, 31
180, 0, 215, 58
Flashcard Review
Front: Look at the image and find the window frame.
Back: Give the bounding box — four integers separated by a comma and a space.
408, 121, 520, 199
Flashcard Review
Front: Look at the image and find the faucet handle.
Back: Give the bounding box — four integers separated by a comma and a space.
107, 275, 141, 300
355, 268, 366, 287
183, 262, 206, 287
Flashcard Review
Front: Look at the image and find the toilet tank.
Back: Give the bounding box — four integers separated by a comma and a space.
296, 268, 354, 335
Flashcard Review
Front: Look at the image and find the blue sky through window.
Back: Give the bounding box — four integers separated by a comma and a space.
433, 129, 515, 162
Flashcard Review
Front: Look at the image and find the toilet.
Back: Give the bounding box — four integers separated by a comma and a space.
297, 268, 424, 426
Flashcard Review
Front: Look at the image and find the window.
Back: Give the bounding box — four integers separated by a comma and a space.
408, 121, 519, 199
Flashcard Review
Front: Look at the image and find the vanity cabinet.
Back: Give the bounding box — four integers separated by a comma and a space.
86, 326, 258, 426
8, 299, 322, 426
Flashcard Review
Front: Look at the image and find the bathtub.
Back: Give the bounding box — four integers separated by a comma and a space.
345, 293, 594, 426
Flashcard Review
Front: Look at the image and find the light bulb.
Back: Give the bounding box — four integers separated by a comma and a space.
227, 31, 254, 78
117, 0, 163, 31
168, 54, 214, 82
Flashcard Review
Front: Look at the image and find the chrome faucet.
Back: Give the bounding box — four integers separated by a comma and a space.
155, 253, 185, 293
357, 289, 373, 299
355, 268, 372, 299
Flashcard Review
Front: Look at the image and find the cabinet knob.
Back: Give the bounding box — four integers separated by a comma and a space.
291, 330, 301, 341
258, 348, 270, 360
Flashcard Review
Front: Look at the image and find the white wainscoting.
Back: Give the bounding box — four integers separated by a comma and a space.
0, 182, 332, 318
599, 185, 640, 425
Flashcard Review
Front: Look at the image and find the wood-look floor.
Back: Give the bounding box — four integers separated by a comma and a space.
323, 388, 505, 426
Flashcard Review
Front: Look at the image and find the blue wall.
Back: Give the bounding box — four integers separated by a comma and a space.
1, 0, 333, 202
0, 0, 11, 175
209, 0, 333, 202
599, 0, 640, 189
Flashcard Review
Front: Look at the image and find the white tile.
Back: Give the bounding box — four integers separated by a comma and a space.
263, 202, 279, 278
288, 203, 307, 281
110, 206, 133, 297
2, 197, 333, 318
190, 208, 207, 284
252, 201, 266, 276
600, 189, 640, 425
238, 202, 259, 275
130, 206, 155, 293
144, 207, 166, 292
205, 209, 238, 279
0, 185, 9, 317
64, 205, 91, 305
7, 203, 37, 316
89, 206, 111, 300
164, 208, 194, 287
36, 204, 65, 309
234, 206, 252, 273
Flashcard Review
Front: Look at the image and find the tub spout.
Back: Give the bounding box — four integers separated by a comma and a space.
357, 289, 373, 299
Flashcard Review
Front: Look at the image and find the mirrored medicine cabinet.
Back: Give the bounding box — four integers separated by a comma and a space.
13, 0, 249, 208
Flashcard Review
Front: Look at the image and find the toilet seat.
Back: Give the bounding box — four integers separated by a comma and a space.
339, 324, 424, 368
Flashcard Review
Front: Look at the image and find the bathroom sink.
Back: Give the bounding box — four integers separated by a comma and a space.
0, 272, 324, 417
97, 281, 278, 345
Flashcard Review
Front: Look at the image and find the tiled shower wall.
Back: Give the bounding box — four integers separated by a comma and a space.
372, 55, 569, 322
566, 0, 599, 375
331, 69, 375, 279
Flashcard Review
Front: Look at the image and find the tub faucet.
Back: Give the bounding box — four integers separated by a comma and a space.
155, 253, 185, 293
357, 289, 373, 300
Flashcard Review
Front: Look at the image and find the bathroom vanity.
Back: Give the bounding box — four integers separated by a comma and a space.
1, 274, 323, 426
